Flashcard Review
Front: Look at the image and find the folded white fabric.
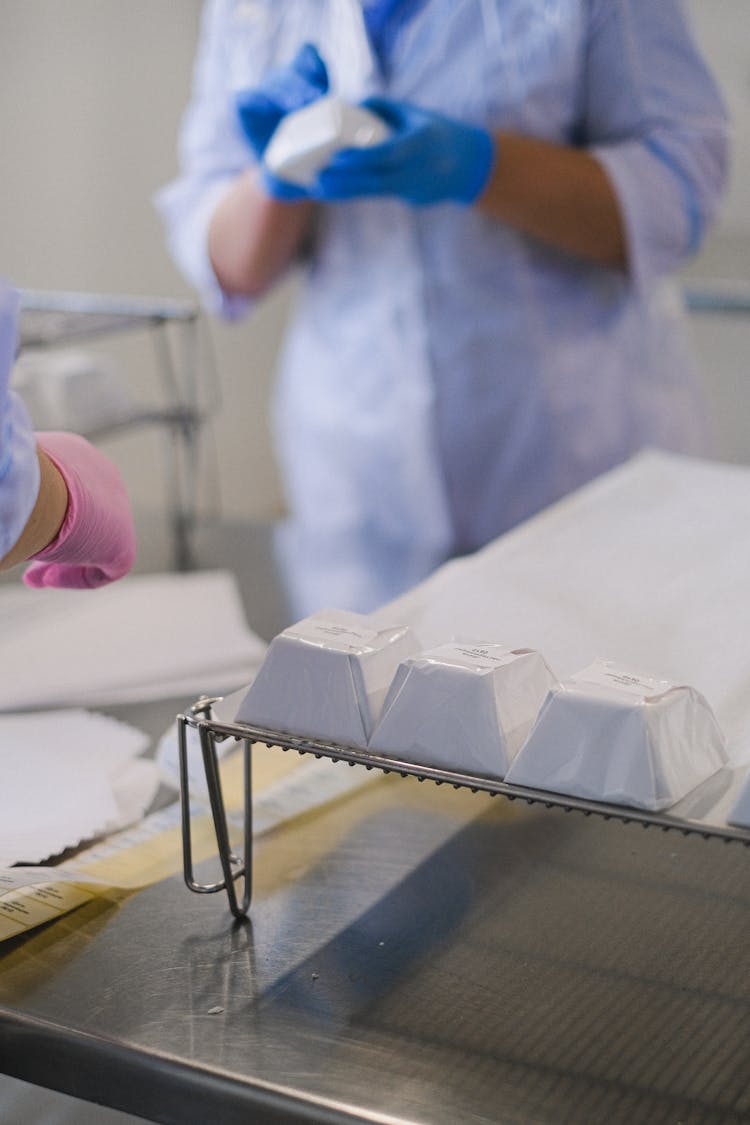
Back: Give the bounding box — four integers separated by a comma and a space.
505, 659, 729, 810
234, 609, 418, 748
369, 643, 557, 779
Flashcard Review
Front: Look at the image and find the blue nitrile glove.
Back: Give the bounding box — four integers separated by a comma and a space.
235, 42, 329, 201
314, 96, 495, 207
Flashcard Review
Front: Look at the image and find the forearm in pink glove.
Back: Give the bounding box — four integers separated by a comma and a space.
24, 432, 136, 589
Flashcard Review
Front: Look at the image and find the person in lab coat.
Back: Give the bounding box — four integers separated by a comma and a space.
158, 0, 729, 617
0, 280, 136, 586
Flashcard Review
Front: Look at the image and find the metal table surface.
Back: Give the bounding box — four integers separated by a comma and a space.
2, 524, 750, 1124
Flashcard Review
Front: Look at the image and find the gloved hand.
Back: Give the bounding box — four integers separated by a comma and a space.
315, 96, 495, 206
23, 432, 136, 590
235, 42, 329, 200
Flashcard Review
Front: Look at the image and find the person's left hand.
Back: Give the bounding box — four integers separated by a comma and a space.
236, 42, 329, 201
314, 96, 495, 207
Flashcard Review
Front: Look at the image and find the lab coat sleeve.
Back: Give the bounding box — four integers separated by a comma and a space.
0, 391, 41, 560
583, 0, 730, 291
154, 0, 256, 320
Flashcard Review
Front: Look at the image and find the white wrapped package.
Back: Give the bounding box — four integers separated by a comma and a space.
264, 94, 390, 187
368, 643, 558, 779
234, 609, 418, 749
728, 769, 750, 829
505, 660, 729, 811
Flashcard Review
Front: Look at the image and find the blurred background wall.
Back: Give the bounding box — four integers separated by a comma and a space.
1, 0, 749, 527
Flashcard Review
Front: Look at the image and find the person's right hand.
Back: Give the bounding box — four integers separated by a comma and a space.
236, 42, 329, 199
23, 432, 136, 590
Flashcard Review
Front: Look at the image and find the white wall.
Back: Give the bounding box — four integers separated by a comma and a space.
686, 0, 750, 239
1, 1, 749, 525
0, 0, 290, 522
683, 1, 750, 464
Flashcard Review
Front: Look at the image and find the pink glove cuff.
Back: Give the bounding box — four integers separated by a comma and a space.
25, 432, 136, 589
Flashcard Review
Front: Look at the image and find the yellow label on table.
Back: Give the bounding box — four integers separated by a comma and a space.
1, 743, 374, 943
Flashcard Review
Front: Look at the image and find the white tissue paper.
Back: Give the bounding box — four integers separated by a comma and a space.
264, 94, 390, 187
234, 609, 418, 748
369, 643, 558, 779
0, 709, 157, 867
505, 659, 729, 811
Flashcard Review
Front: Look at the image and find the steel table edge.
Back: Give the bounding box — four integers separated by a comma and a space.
0, 1008, 401, 1125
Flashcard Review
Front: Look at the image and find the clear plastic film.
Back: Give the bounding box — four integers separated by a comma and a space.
369, 642, 558, 779
235, 608, 418, 748
505, 659, 729, 811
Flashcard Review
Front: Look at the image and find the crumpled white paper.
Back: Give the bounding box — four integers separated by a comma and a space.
0, 709, 158, 866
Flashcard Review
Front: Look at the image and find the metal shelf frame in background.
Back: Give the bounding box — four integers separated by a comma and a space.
683, 279, 750, 316
177, 696, 750, 922
18, 289, 220, 571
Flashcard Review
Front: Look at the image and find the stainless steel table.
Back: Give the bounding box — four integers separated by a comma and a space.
3, 787, 750, 1124
2, 524, 750, 1124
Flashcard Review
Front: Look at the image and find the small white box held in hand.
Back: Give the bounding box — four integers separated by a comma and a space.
368, 643, 558, 779
505, 659, 729, 811
728, 770, 750, 829
234, 609, 418, 749
264, 94, 390, 187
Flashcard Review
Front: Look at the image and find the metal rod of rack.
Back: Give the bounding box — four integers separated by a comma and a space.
683, 280, 750, 316
17, 289, 220, 572
177, 696, 750, 921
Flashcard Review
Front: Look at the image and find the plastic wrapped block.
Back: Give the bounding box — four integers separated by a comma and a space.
368, 643, 558, 779
264, 94, 390, 187
728, 767, 750, 829
234, 609, 417, 749
505, 659, 728, 811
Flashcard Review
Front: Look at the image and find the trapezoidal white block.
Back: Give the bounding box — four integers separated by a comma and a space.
234, 609, 418, 749
505, 659, 728, 811
368, 642, 558, 779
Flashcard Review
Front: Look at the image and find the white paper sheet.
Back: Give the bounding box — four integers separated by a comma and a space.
0, 570, 268, 710
0, 709, 158, 865
373, 452, 750, 771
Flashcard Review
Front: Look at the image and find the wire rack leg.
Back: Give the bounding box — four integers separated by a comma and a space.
177, 713, 253, 916
200, 724, 252, 918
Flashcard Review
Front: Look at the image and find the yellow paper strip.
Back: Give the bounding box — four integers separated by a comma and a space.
1, 743, 374, 943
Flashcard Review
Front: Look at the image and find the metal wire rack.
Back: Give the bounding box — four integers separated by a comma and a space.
18, 289, 220, 570
177, 696, 750, 920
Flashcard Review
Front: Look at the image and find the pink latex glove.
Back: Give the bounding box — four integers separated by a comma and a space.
23, 432, 136, 589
